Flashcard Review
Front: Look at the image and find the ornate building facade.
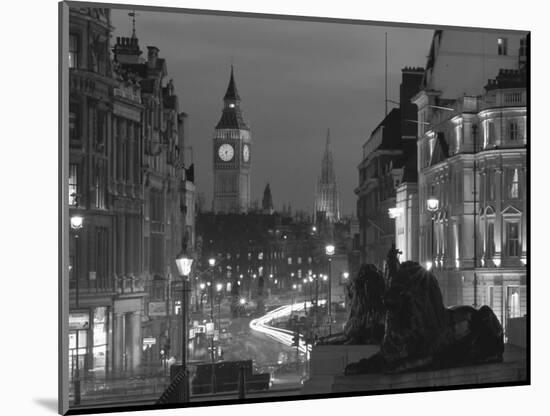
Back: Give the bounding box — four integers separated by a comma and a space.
314, 130, 340, 223
67, 7, 194, 390
212, 67, 252, 214
412, 30, 528, 331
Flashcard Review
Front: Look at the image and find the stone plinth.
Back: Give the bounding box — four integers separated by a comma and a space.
331, 345, 526, 393
301, 344, 379, 394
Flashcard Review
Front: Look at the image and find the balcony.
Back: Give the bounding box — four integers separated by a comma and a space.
116, 275, 145, 295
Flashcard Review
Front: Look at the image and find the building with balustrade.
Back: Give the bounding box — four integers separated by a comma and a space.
412, 29, 528, 331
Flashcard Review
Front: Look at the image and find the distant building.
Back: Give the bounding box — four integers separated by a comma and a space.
412, 30, 528, 330
314, 130, 340, 224
262, 183, 274, 214
212, 67, 252, 214
355, 67, 423, 269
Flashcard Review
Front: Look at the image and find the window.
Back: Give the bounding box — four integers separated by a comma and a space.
297, 269, 302, 278
497, 37, 508, 55
94, 161, 107, 209
509, 120, 519, 141
455, 123, 463, 152
69, 34, 79, 68
510, 169, 519, 199
487, 171, 495, 200
297, 257, 302, 265
69, 104, 79, 141
287, 257, 292, 265
486, 221, 495, 258
96, 227, 109, 288
484, 120, 495, 147
507, 286, 521, 318
69, 164, 79, 206
506, 222, 520, 257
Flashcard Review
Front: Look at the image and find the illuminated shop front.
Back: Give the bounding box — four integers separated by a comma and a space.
68, 306, 112, 380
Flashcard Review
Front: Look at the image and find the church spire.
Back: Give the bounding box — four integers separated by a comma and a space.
262, 183, 274, 214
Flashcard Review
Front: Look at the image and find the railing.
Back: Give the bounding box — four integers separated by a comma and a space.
113, 87, 142, 104
69, 373, 170, 406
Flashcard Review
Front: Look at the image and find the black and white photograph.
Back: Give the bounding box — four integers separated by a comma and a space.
58, 1, 530, 414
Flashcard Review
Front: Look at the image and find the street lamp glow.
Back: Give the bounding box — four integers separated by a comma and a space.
175, 254, 194, 277
208, 258, 216, 267
216, 283, 223, 292
239, 298, 246, 305
302, 278, 307, 284
292, 284, 297, 290
426, 196, 439, 212
312, 226, 317, 232
426, 261, 433, 270
70, 215, 84, 230
274, 279, 278, 284
200, 283, 206, 290
323, 275, 328, 281
325, 244, 335, 256
342, 272, 349, 279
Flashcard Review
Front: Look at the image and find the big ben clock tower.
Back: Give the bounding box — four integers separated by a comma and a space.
213, 66, 252, 213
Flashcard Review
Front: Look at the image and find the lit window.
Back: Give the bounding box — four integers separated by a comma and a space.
69, 34, 79, 68
297, 257, 302, 265
506, 222, 520, 257
297, 269, 302, 278
497, 37, 508, 55
486, 221, 495, 258
69, 104, 79, 141
510, 169, 519, 199
69, 164, 79, 206
287, 257, 292, 265
507, 286, 521, 318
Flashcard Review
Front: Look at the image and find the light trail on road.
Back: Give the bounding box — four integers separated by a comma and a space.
249, 300, 326, 354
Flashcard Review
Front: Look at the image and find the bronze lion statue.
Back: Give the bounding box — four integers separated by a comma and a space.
345, 261, 504, 374
317, 263, 386, 345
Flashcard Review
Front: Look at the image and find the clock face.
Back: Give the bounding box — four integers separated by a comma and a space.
218, 143, 234, 161
243, 144, 250, 162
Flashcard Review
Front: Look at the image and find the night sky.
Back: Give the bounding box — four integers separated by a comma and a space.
111, 8, 433, 216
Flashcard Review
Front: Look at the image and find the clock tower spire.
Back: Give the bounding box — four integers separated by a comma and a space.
213, 66, 252, 213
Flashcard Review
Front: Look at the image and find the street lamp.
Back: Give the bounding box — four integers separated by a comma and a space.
325, 244, 335, 335
216, 283, 223, 343
426, 196, 439, 271
175, 252, 193, 403
70, 215, 83, 405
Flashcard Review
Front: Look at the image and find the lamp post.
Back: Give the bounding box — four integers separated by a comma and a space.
325, 244, 335, 335
70, 215, 83, 405
302, 278, 308, 312
216, 283, 223, 341
175, 252, 194, 403
207, 258, 217, 393
426, 196, 439, 271
291, 284, 297, 313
